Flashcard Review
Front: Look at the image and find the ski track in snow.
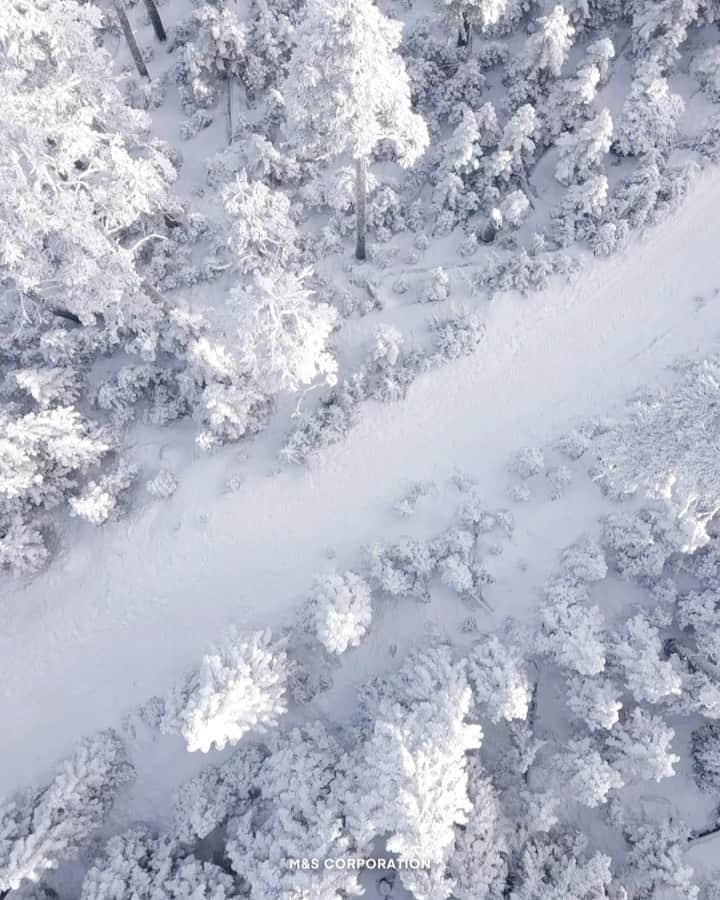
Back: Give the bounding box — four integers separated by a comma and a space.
2, 170, 720, 795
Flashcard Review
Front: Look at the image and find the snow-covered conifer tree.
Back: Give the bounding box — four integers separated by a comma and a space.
161, 628, 288, 752
611, 614, 682, 704
173, 744, 267, 843
551, 737, 623, 807
606, 708, 679, 783
0, 731, 134, 893
467, 635, 533, 723
536, 579, 606, 675
282, 0, 428, 259
692, 45, 720, 100
566, 676, 622, 731
180, 3, 248, 108
691, 721, 720, 793
436, 0, 510, 45
508, 832, 613, 899
615, 62, 685, 156
631, 0, 700, 69
489, 104, 538, 183
551, 174, 608, 247
555, 109, 613, 185
351, 647, 481, 900
226, 723, 361, 899
232, 270, 338, 395
511, 4, 575, 102
623, 819, 698, 900
310, 570, 373, 655
80, 827, 239, 900
223, 172, 298, 274
543, 64, 601, 141
448, 760, 508, 899
0, 408, 111, 571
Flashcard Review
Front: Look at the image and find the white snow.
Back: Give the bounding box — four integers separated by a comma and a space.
2, 166, 720, 798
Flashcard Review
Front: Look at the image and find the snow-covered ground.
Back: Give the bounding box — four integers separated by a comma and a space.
2, 164, 720, 802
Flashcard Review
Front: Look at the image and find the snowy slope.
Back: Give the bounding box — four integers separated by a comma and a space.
2, 166, 720, 799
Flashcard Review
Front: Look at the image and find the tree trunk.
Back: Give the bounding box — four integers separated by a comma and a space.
457, 12, 471, 47
355, 156, 367, 261
113, 0, 150, 79
226, 72, 234, 145
142, 0, 166, 41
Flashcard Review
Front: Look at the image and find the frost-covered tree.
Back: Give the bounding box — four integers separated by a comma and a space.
80, 827, 239, 900
351, 647, 481, 899
566, 676, 622, 731
232, 270, 338, 395
542, 60, 602, 141
366, 537, 437, 601
560, 536, 608, 584
551, 174, 608, 247
467, 635, 533, 723
675, 589, 720, 670
282, 0, 428, 259
602, 510, 670, 579
180, 3, 249, 108
614, 62, 684, 156
623, 818, 698, 900
244, 0, 297, 94
551, 737, 623, 807
310, 570, 373, 655
173, 744, 267, 844
612, 614, 682, 704
692, 721, 720, 793
606, 708, 679, 783
435, 0, 511, 45
226, 723, 361, 900
692, 45, 720, 100
511, 5, 575, 102
161, 628, 288, 752
536, 579, 606, 675
554, 109, 613, 185
0, 730, 134, 893
0, 408, 111, 570
448, 761, 507, 900
488, 104, 538, 183
596, 360, 720, 553
433, 106, 485, 226
499, 189, 531, 228
631, 0, 700, 69
508, 832, 613, 899
586, 37, 616, 85
527, 5, 575, 78
223, 172, 298, 274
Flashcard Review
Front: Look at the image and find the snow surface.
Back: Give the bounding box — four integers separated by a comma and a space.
2, 165, 720, 808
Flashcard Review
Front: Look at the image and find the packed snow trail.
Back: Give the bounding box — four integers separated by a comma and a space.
2, 171, 720, 795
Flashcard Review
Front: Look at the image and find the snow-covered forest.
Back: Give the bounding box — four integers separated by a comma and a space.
3, 0, 720, 896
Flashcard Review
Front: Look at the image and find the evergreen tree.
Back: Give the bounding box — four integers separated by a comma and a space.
615, 62, 684, 156
80, 828, 239, 900
161, 628, 288, 753
0, 731, 134, 893
350, 647, 481, 900
282, 0, 428, 259
606, 708, 679, 783
554, 109, 613, 185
